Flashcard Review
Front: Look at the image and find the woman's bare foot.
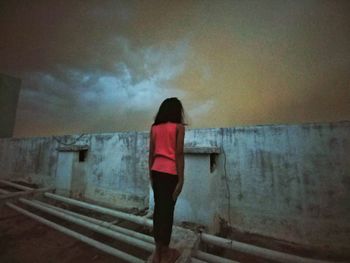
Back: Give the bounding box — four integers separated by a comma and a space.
169, 248, 181, 262
152, 244, 162, 263
152, 250, 161, 263
154, 252, 160, 263
160, 247, 180, 263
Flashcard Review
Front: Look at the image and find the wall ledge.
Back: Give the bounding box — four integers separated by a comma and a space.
57, 145, 89, 152
184, 146, 221, 154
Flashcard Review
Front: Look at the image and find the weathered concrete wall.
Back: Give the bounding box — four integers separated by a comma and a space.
218, 122, 350, 255
0, 133, 150, 209
0, 121, 349, 254
84, 132, 148, 208
0, 73, 21, 138
0, 137, 58, 186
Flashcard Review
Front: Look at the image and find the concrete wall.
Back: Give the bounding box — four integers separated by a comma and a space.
219, 122, 350, 255
0, 121, 349, 254
0, 133, 150, 209
0, 73, 21, 138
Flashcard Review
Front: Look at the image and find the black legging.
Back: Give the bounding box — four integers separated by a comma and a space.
151, 170, 178, 246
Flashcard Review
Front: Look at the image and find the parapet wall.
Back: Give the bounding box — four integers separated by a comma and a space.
0, 121, 349, 254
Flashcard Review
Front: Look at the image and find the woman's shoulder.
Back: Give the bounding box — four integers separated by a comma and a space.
152, 122, 184, 129
167, 122, 184, 129
175, 123, 185, 133
175, 122, 184, 127
161, 121, 180, 127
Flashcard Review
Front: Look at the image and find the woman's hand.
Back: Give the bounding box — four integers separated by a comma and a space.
149, 171, 153, 187
174, 123, 185, 202
172, 184, 182, 201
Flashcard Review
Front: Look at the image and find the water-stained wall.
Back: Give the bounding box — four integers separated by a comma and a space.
219, 122, 350, 255
0, 136, 58, 186
0, 121, 349, 254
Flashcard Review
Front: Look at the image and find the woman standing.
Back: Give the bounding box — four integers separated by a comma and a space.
149, 97, 186, 263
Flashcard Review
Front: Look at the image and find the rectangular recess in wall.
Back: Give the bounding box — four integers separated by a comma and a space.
79, 150, 87, 162
184, 146, 221, 173
210, 153, 218, 173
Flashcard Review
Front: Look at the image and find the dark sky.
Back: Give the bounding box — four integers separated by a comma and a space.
0, 1, 349, 137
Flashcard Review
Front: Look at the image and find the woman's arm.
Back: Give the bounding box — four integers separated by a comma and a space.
173, 123, 185, 200
148, 127, 155, 184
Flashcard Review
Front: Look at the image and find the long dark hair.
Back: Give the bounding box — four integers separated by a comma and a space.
153, 97, 186, 126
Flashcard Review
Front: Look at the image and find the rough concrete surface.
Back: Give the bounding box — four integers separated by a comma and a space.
146, 226, 199, 263
1, 121, 349, 256
0, 205, 147, 263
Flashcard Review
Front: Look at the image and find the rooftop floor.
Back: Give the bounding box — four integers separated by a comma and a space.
0, 180, 347, 263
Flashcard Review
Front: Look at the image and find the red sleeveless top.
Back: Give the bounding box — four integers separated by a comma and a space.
151, 122, 178, 175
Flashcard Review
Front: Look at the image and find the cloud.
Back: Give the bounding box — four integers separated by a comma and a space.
188, 99, 216, 122
14, 37, 190, 136
0, 1, 348, 136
